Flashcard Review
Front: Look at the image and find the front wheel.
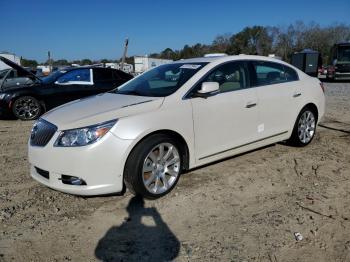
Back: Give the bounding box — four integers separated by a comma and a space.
12, 96, 42, 120
288, 108, 317, 147
124, 134, 182, 199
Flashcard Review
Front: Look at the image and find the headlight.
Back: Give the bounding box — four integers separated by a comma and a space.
0, 94, 8, 99
54, 120, 117, 147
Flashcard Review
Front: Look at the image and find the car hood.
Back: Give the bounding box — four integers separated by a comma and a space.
42, 93, 164, 130
0, 56, 41, 82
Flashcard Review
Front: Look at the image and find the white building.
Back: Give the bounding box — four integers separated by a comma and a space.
105, 63, 134, 74
0, 52, 21, 70
36, 65, 52, 75
134, 56, 172, 74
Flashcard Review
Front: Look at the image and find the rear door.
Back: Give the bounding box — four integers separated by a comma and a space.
248, 61, 299, 138
190, 61, 259, 161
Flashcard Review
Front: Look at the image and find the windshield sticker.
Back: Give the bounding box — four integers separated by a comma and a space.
180, 64, 202, 70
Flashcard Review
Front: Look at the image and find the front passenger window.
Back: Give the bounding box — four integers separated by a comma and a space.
203, 62, 247, 93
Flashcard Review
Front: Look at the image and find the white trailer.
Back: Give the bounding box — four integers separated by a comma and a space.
134, 56, 172, 74
0, 53, 21, 70
105, 63, 134, 74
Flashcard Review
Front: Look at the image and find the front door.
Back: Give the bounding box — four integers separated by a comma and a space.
190, 61, 259, 162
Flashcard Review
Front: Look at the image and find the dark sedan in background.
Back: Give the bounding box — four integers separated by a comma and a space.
0, 56, 133, 120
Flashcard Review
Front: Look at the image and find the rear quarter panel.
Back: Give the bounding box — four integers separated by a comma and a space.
292, 73, 325, 128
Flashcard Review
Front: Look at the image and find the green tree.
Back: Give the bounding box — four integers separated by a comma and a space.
21, 58, 38, 68
160, 48, 176, 60
101, 59, 111, 64
53, 59, 69, 66
81, 59, 92, 65
211, 34, 231, 53
228, 26, 272, 55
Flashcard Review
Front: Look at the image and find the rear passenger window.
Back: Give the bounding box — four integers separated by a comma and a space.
203, 62, 247, 93
284, 65, 299, 81
94, 69, 113, 81
252, 61, 285, 86
113, 70, 133, 81
250, 61, 299, 86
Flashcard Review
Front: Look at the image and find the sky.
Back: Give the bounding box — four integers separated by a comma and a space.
1, 0, 349, 62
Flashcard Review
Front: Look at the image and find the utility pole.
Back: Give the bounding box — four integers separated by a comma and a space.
48, 51, 52, 72
120, 38, 129, 72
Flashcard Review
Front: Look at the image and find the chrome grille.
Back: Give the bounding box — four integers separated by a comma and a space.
30, 119, 57, 147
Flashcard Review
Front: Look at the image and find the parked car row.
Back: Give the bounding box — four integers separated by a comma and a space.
27, 55, 325, 198
0, 56, 133, 120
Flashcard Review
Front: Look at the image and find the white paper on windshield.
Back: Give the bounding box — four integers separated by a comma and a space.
180, 64, 202, 69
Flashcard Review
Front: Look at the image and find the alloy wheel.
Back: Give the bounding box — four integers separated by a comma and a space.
142, 142, 181, 194
14, 97, 40, 120
297, 110, 316, 144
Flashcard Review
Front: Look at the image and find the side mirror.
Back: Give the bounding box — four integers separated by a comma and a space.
194, 82, 219, 98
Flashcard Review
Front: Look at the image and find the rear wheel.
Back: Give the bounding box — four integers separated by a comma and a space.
124, 134, 183, 199
12, 96, 42, 120
288, 107, 317, 146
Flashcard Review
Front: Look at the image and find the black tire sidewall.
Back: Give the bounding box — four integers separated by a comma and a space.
290, 108, 317, 147
124, 134, 183, 199
12, 96, 42, 120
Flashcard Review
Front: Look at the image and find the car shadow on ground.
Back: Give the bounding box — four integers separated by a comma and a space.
95, 196, 180, 262
319, 124, 350, 134
0, 115, 16, 120
320, 78, 350, 83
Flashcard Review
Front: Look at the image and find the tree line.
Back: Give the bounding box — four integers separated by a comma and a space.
20, 21, 350, 68
152, 21, 350, 64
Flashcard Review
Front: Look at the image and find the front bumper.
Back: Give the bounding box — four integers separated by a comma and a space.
334, 72, 350, 80
28, 131, 134, 196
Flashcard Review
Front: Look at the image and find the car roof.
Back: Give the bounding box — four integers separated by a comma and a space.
172, 54, 300, 70
173, 55, 288, 64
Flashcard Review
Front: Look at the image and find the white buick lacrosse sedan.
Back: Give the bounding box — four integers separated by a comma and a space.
28, 55, 325, 198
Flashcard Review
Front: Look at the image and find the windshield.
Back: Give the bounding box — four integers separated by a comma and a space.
41, 69, 67, 84
337, 45, 350, 63
114, 62, 208, 97
0, 69, 10, 80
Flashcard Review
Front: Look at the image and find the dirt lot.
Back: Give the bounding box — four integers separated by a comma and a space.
0, 82, 349, 262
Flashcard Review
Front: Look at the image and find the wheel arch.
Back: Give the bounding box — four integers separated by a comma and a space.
10, 93, 46, 112
125, 129, 190, 172
301, 102, 319, 122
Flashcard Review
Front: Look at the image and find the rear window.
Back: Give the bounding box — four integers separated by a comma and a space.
338, 45, 350, 63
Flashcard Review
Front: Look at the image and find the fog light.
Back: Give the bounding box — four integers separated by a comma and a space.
60, 175, 87, 185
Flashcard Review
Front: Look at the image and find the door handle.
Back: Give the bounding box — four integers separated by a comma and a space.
293, 93, 302, 98
246, 103, 257, 108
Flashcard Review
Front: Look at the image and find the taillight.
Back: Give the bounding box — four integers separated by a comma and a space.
320, 82, 325, 93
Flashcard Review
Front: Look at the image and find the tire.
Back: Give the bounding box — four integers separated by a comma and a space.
12, 96, 42, 120
124, 134, 183, 199
288, 107, 317, 147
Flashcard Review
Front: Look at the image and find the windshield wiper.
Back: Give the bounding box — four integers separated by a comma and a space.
115, 90, 144, 96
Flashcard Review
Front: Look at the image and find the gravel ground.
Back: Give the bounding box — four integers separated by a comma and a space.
0, 82, 349, 262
